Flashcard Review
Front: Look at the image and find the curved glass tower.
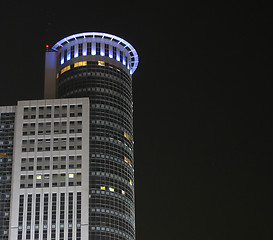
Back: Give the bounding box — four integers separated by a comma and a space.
44, 32, 138, 240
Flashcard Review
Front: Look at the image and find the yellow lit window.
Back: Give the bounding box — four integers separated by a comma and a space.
129, 180, 133, 186
68, 173, 74, 178
98, 61, 105, 66
56, 73, 59, 79
60, 65, 71, 74
109, 187, 115, 192
36, 175, 42, 180
124, 132, 131, 142
124, 156, 132, 167
100, 186, 106, 190
74, 61, 87, 68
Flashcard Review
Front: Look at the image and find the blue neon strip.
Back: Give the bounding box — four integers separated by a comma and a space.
51, 32, 139, 74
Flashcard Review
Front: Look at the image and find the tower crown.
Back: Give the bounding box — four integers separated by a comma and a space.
51, 32, 139, 74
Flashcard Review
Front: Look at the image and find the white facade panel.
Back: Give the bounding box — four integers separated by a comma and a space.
9, 98, 89, 240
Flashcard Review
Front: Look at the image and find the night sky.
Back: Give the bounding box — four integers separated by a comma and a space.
1, 2, 273, 239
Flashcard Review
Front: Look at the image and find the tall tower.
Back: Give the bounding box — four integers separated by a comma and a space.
44, 32, 138, 240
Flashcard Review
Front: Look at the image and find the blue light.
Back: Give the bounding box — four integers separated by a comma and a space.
67, 52, 71, 61
83, 50, 87, 56
52, 32, 139, 74
116, 51, 120, 61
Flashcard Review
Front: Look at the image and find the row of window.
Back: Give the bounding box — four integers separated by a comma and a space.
20, 172, 82, 189
23, 112, 82, 119
90, 207, 134, 226
23, 120, 82, 135
21, 137, 82, 152
23, 104, 82, 112
21, 163, 81, 171
59, 42, 130, 71
21, 155, 82, 171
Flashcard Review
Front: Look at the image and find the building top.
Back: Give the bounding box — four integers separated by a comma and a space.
51, 32, 139, 74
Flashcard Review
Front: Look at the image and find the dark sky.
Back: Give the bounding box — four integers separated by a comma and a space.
1, 2, 273, 239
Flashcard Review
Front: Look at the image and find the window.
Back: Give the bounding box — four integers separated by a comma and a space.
100, 186, 105, 190
113, 46, 117, 59
124, 132, 131, 141
68, 173, 74, 178
124, 156, 132, 167
71, 46, 75, 59
105, 44, 109, 56
60, 65, 70, 74
98, 61, 105, 66
96, 42, 100, 55
78, 43, 83, 56
87, 42, 91, 55
36, 175, 42, 180
109, 187, 114, 192
74, 61, 87, 68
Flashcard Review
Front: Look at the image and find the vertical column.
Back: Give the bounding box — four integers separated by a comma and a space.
43, 194, 49, 239
17, 195, 24, 240
83, 42, 87, 56
74, 44, 79, 58
61, 51, 64, 65
109, 44, 113, 58
34, 194, 40, 239
51, 193, 57, 240
68, 193, 73, 240
59, 193, 65, 240
91, 42, 96, 56
100, 42, 105, 56
26, 194, 32, 240
76, 192, 81, 240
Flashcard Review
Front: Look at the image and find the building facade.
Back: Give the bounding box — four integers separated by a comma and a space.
44, 32, 138, 240
0, 32, 138, 240
9, 98, 90, 240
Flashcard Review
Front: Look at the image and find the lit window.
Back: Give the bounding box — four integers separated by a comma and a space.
74, 61, 87, 68
129, 180, 133, 186
122, 190, 125, 195
68, 173, 74, 178
98, 61, 105, 66
36, 175, 42, 180
60, 65, 71, 74
109, 187, 114, 192
100, 186, 105, 190
124, 132, 131, 141
124, 156, 132, 167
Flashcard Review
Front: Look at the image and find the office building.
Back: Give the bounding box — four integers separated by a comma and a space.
0, 32, 138, 240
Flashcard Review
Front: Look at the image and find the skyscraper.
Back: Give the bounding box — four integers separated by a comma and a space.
1, 32, 138, 240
